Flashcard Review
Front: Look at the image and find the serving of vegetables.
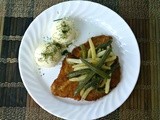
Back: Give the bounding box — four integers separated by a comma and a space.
66, 38, 119, 100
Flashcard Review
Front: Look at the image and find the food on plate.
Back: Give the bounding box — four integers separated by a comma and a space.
51, 35, 121, 101
52, 18, 77, 45
34, 18, 78, 68
34, 42, 62, 67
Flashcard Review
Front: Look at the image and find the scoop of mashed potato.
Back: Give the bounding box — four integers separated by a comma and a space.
35, 42, 62, 67
52, 19, 77, 45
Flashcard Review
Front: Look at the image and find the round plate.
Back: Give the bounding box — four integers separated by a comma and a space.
19, 1, 140, 119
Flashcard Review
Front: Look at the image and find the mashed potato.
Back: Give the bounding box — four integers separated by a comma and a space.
35, 42, 62, 67
35, 18, 77, 67
52, 19, 77, 45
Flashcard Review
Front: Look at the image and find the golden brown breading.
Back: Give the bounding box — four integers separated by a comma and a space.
51, 35, 120, 101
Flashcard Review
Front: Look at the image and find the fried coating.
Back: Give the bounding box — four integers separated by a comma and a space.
51, 35, 120, 101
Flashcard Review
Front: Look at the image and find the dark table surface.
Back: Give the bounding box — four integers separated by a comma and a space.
0, 0, 160, 119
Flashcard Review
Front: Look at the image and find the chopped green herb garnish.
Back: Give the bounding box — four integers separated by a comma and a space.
54, 18, 63, 22
61, 50, 69, 55
60, 21, 71, 39
41, 52, 53, 59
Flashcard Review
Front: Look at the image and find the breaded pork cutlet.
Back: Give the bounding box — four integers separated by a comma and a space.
51, 35, 121, 101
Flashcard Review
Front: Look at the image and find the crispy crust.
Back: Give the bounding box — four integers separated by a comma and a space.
51, 35, 121, 101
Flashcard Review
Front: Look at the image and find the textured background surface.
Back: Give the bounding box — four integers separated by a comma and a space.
0, 0, 160, 119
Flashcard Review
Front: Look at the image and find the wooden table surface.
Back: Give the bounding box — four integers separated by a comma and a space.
0, 0, 160, 119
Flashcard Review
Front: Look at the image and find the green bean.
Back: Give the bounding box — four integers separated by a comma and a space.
80, 45, 87, 58
74, 72, 95, 95
96, 40, 112, 50
74, 48, 112, 95
67, 69, 91, 78
102, 63, 119, 82
97, 48, 112, 67
80, 58, 110, 79
83, 75, 101, 90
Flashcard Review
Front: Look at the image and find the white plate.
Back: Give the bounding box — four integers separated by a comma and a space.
19, 1, 140, 120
